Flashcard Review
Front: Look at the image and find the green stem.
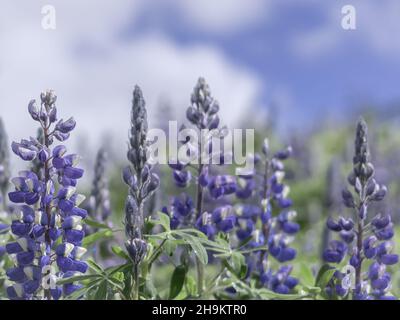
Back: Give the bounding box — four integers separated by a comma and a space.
196, 256, 204, 297
148, 239, 167, 270
133, 264, 139, 300
195, 163, 205, 297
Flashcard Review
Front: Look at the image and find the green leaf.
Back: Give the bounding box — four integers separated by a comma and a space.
111, 246, 130, 260
83, 229, 113, 247
107, 272, 125, 291
64, 286, 91, 300
156, 211, 171, 231
94, 280, 108, 300
185, 275, 197, 297
303, 285, 322, 294
84, 218, 111, 230
256, 288, 305, 300
57, 274, 100, 285
315, 264, 336, 289
110, 271, 124, 283
179, 233, 208, 264
169, 265, 188, 299
163, 239, 177, 256
299, 263, 315, 287
87, 259, 105, 274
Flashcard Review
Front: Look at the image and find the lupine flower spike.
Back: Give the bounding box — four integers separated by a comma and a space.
324, 118, 398, 300
122, 86, 159, 299
234, 138, 299, 294
162, 78, 237, 295
87, 148, 111, 229
6, 90, 88, 300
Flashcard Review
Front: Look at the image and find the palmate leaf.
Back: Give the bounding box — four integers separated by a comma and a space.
175, 231, 208, 264
94, 280, 108, 300
108, 272, 125, 291
64, 278, 102, 300
87, 259, 105, 274
150, 211, 171, 231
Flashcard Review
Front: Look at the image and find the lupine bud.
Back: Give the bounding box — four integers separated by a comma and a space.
56, 117, 76, 134
370, 185, 387, 202
28, 100, 39, 121
342, 189, 355, 208
125, 238, 147, 265
123, 85, 159, 274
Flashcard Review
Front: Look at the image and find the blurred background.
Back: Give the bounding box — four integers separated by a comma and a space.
1, 1, 400, 290
1, 0, 400, 158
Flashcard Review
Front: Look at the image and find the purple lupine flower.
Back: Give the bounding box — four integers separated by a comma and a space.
163, 78, 237, 241
323, 118, 398, 300
260, 265, 299, 294
161, 78, 236, 296
123, 86, 159, 268
233, 138, 299, 294
162, 193, 195, 230
6, 90, 87, 300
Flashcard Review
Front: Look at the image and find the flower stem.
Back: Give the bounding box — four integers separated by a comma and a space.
355, 213, 364, 293
43, 125, 53, 300
133, 264, 139, 300
195, 163, 204, 297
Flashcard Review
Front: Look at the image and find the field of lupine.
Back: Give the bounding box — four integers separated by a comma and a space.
0, 77, 399, 300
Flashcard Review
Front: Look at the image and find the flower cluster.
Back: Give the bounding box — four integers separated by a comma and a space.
86, 148, 111, 233
324, 118, 398, 300
234, 139, 299, 294
165, 78, 237, 238
122, 86, 159, 266
5, 90, 88, 300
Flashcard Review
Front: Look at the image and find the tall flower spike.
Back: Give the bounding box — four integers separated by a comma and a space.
323, 118, 397, 300
233, 138, 299, 294
165, 78, 236, 233
162, 78, 236, 297
0, 118, 10, 206
6, 90, 87, 300
88, 149, 111, 224
123, 86, 159, 298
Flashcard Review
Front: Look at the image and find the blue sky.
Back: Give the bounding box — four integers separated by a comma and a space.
125, 0, 400, 129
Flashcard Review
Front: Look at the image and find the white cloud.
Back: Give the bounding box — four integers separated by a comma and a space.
290, 1, 400, 61
0, 1, 263, 175
170, 0, 270, 35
